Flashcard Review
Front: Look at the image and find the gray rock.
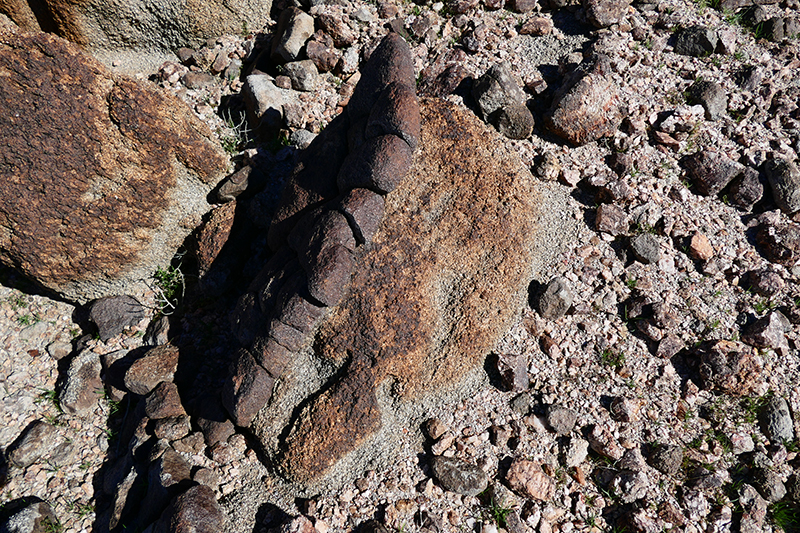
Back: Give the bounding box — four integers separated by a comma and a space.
7, 421, 63, 468
143, 315, 170, 346
764, 158, 800, 214
284, 60, 320, 92
674, 26, 718, 57
562, 438, 589, 468
647, 445, 683, 475
429, 455, 489, 496
289, 129, 316, 150
583, 0, 630, 28
271, 7, 315, 64
536, 276, 573, 320
471, 63, 534, 140
629, 233, 660, 264
108, 465, 145, 530
182, 71, 215, 90
46, 341, 72, 361
753, 466, 787, 503
242, 75, 290, 137
761, 396, 795, 444
153, 415, 191, 441
89, 295, 146, 342
611, 471, 649, 503
689, 80, 727, 121
746, 269, 785, 297
756, 217, 800, 265
510, 392, 533, 415
545, 404, 577, 435
618, 448, 647, 472
59, 349, 103, 415
217, 166, 253, 203
544, 54, 623, 146
0, 501, 59, 533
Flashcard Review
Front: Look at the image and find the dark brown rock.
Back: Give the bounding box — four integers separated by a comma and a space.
124, 344, 180, 396
743, 310, 791, 355
222, 349, 275, 427
756, 218, 800, 265
595, 204, 628, 235
544, 54, 623, 146
195, 202, 237, 277
138, 448, 193, 527
764, 158, 800, 214
269, 318, 308, 351
337, 188, 386, 244
250, 336, 293, 377
153, 484, 225, 533
674, 25, 718, 57
306, 39, 340, 73
306, 244, 357, 307
0, 32, 227, 303
366, 81, 421, 150
270, 99, 542, 484
429, 455, 488, 496
683, 149, 745, 196
495, 353, 529, 392
337, 134, 415, 194
217, 166, 252, 203
89, 295, 146, 342
583, 0, 630, 28
317, 13, 356, 48
509, 0, 538, 12
728, 167, 764, 209
697, 340, 764, 396
520, 17, 554, 35
347, 33, 415, 122
145, 382, 186, 420
290, 210, 357, 273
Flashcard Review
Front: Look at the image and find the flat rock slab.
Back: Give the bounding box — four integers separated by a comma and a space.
251, 98, 542, 487
0, 31, 228, 303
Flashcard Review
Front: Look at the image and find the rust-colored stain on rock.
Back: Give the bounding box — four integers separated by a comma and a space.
280, 99, 539, 480
0, 31, 227, 296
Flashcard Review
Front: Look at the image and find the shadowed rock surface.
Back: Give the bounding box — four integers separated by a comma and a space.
0, 30, 228, 303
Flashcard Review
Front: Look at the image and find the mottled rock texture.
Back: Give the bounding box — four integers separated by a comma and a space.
0, 0, 271, 53
0, 31, 228, 303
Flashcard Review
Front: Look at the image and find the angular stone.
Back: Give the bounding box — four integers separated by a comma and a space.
520, 17, 553, 35
583, 0, 630, 28
544, 54, 623, 146
545, 404, 577, 435
269, 319, 308, 351
471, 63, 533, 140
689, 231, 714, 261
495, 353, 529, 392
195, 202, 237, 277
144, 315, 171, 347
109, 465, 144, 530
495, 102, 534, 140
756, 218, 800, 265
509, 0, 538, 12
269, 99, 549, 486
0, 32, 227, 303
562, 438, 589, 468
674, 25, 718, 57
729, 167, 764, 210
754, 466, 786, 503
429, 455, 488, 496
145, 382, 186, 420
59, 349, 103, 415
284, 60, 320, 92
536, 276, 573, 319
683, 149, 744, 196
317, 13, 356, 48
656, 334, 684, 359
505, 458, 556, 501
337, 188, 386, 244
242, 75, 289, 136
739, 484, 768, 533
612, 471, 649, 503
630, 233, 660, 264
195, 398, 236, 447
250, 336, 292, 378
89, 295, 146, 342
688, 80, 727, 121
124, 344, 180, 396
366, 81, 421, 150
337, 134, 414, 194
271, 7, 314, 64
152, 484, 225, 533
746, 269, 785, 296
596, 204, 628, 235
743, 311, 790, 355
764, 158, 800, 215
138, 448, 193, 527
222, 349, 275, 427
182, 71, 215, 89
697, 340, 763, 396
347, 33, 415, 122
306, 37, 340, 73
7, 420, 62, 468
588, 424, 624, 460
153, 415, 191, 441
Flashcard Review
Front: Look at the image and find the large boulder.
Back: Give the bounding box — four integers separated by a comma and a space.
0, 0, 271, 54
0, 31, 228, 303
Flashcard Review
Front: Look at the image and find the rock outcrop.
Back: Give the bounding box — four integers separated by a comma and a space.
0, 0, 271, 54
0, 30, 228, 303
222, 33, 545, 489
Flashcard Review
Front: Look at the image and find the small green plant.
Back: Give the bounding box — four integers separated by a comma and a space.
7, 294, 27, 310
17, 313, 40, 326
753, 298, 775, 314
770, 501, 800, 532
219, 110, 252, 155
153, 263, 184, 314
80, 461, 93, 471
600, 348, 626, 369
485, 497, 514, 527
41, 516, 64, 533
35, 388, 62, 412
67, 500, 95, 518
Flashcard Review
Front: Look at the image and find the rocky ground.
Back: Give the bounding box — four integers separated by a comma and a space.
2, 0, 800, 531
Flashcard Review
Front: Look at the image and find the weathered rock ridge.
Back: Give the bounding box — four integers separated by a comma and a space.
0, 0, 271, 53
0, 30, 228, 303
222, 33, 543, 489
